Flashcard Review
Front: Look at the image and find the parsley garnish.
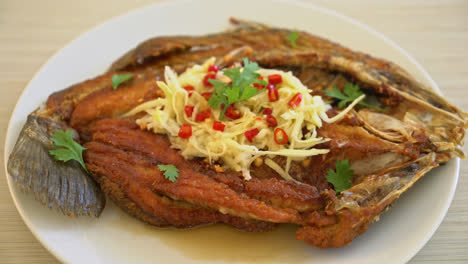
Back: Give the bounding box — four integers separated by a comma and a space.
157, 164, 180, 182
208, 58, 267, 120
326, 159, 353, 194
49, 130, 88, 173
324, 82, 384, 111
286, 31, 299, 47
112, 73, 133, 90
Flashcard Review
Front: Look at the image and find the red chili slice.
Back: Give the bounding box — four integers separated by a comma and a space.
253, 76, 265, 90
288, 93, 303, 108
263, 108, 273, 115
267, 84, 279, 102
184, 105, 194, 117
208, 64, 219, 73
225, 105, 241, 119
213, 121, 225, 132
203, 73, 217, 87
195, 109, 211, 122
274, 128, 289, 145
266, 115, 277, 127
201, 92, 212, 101
245, 128, 260, 143
178, 124, 192, 139
268, 74, 282, 85
183, 85, 194, 97
183, 85, 195, 91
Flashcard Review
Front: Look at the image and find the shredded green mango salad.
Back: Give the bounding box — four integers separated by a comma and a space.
125, 58, 363, 182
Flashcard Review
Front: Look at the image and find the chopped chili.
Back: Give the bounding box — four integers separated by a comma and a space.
213, 121, 225, 132
178, 124, 192, 139
268, 74, 282, 86
195, 109, 211, 122
245, 128, 260, 143
266, 115, 277, 127
201, 92, 212, 101
184, 105, 194, 117
267, 84, 279, 102
203, 73, 216, 87
274, 128, 289, 145
288, 93, 303, 108
225, 105, 241, 119
208, 64, 219, 73
263, 108, 273, 115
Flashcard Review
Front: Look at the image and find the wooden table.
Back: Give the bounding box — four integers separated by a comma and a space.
1, 0, 467, 263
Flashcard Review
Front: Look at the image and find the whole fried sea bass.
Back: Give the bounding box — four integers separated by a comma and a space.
7, 19, 467, 248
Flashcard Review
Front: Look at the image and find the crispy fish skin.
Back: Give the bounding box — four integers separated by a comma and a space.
87, 141, 277, 231
7, 19, 467, 246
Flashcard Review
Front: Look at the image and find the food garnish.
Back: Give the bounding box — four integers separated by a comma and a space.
288, 92, 303, 108
178, 124, 192, 139
208, 64, 219, 73
157, 164, 180, 182
126, 58, 365, 181
184, 105, 194, 117
286, 30, 299, 47
203, 73, 217, 87
208, 58, 267, 120
112, 73, 133, 90
273, 128, 289, 145
213, 121, 225, 132
263, 108, 273, 115
325, 159, 353, 194
325, 82, 383, 111
267, 84, 279, 101
267, 74, 283, 85
245, 128, 260, 143
265, 114, 277, 127
49, 130, 88, 173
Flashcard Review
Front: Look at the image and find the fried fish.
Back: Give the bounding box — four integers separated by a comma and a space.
7, 18, 466, 248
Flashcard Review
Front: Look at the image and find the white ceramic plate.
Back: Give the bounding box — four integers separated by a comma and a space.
4, 0, 459, 263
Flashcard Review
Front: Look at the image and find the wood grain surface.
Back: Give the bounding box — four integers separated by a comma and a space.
0, 0, 467, 263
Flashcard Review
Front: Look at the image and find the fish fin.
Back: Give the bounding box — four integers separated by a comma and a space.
7, 112, 105, 217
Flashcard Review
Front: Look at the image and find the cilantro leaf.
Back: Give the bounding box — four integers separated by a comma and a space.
49, 130, 88, 173
208, 58, 267, 120
226, 86, 241, 105
157, 164, 180, 182
240, 85, 260, 101
326, 159, 353, 194
286, 31, 299, 47
324, 82, 384, 111
112, 73, 133, 90
207, 80, 227, 108
324, 86, 348, 101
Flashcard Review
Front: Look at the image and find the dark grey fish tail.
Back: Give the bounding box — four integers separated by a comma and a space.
7, 110, 105, 217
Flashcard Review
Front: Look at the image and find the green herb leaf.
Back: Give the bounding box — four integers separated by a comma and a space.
208, 58, 267, 120
207, 80, 227, 108
157, 164, 180, 182
286, 31, 299, 47
324, 82, 384, 111
49, 130, 88, 173
112, 73, 133, 90
325, 159, 353, 194
240, 85, 260, 101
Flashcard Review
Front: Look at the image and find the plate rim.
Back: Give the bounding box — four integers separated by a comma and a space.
3, 0, 460, 263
